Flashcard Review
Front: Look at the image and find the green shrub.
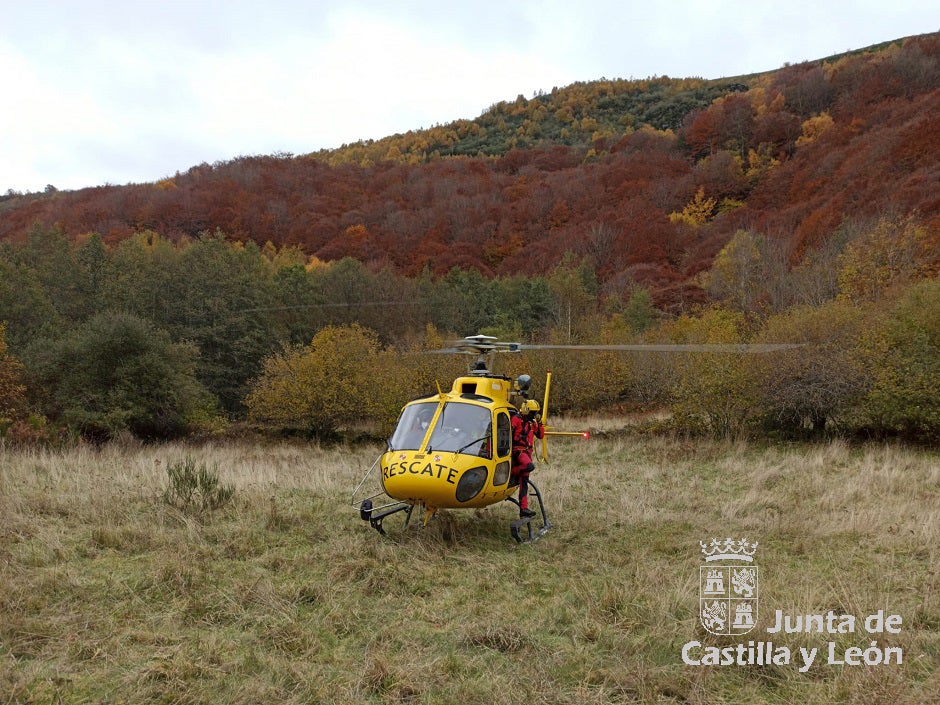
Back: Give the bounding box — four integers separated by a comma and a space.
28, 312, 215, 441
163, 457, 234, 515
862, 278, 940, 442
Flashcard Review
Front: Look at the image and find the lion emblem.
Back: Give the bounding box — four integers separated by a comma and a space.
731, 567, 757, 599
701, 600, 728, 633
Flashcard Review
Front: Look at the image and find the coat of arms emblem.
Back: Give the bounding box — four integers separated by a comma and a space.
699, 538, 758, 635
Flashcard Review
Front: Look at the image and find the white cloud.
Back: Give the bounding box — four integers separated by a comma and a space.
0, 0, 937, 192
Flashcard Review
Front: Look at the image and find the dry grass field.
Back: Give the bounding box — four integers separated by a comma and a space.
1, 429, 938, 704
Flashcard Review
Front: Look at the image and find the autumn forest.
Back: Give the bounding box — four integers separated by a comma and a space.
0, 32, 938, 444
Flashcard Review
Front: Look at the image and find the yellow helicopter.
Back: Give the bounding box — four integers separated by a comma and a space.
352, 334, 588, 542
352, 334, 801, 542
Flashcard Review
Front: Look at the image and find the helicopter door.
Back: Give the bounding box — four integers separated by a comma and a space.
493, 411, 512, 485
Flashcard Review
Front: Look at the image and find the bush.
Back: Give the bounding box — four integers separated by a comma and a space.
862, 278, 940, 442
27, 312, 216, 440
246, 324, 404, 436
750, 301, 869, 437
163, 457, 234, 515
661, 308, 757, 437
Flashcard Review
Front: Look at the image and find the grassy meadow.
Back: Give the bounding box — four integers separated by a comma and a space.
1, 428, 938, 704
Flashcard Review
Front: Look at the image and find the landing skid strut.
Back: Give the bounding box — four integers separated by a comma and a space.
506, 479, 551, 543
358, 499, 415, 536
358, 480, 552, 543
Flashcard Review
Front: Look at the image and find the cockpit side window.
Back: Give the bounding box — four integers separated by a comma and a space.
496, 412, 511, 457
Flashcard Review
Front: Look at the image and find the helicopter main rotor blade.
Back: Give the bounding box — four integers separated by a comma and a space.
442, 339, 522, 354
431, 335, 805, 356
516, 343, 804, 353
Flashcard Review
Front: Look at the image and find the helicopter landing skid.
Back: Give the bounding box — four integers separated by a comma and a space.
358, 499, 415, 536
506, 479, 552, 543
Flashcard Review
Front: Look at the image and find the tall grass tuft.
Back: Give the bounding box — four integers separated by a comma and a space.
162, 456, 234, 515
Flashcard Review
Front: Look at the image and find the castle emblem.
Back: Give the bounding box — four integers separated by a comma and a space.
699, 538, 759, 636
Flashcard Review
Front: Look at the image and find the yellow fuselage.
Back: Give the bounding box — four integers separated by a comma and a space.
380, 450, 515, 508
380, 375, 518, 510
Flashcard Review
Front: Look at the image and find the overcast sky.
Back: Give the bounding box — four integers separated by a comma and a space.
2, 1, 936, 193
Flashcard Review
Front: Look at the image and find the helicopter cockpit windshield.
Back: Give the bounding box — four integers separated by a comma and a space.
388, 401, 493, 456
388, 402, 438, 451
428, 402, 492, 457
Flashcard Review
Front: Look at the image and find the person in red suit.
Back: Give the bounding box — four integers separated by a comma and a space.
511, 399, 545, 518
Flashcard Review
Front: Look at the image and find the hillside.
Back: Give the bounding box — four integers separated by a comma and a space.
1, 33, 939, 445
1, 33, 937, 310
